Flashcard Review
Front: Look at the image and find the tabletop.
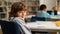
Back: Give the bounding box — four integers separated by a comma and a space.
26, 21, 60, 32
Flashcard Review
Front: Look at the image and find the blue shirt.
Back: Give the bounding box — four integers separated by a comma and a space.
51, 11, 54, 16
36, 11, 52, 18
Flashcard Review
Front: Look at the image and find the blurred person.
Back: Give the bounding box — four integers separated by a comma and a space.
9, 2, 32, 34
36, 4, 52, 18
51, 6, 58, 16
47, 6, 58, 16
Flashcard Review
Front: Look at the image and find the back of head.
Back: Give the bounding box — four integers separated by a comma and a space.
52, 6, 58, 11
39, 4, 47, 10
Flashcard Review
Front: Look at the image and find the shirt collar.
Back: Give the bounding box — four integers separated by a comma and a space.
10, 17, 24, 21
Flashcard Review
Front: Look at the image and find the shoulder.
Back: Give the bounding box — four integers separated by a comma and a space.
9, 17, 25, 24
37, 11, 43, 14
9, 17, 22, 22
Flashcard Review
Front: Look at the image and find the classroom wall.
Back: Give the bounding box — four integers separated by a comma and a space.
6, 0, 21, 2
7, 0, 57, 10
40, 0, 57, 10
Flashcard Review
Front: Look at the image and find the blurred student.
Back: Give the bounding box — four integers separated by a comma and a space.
47, 6, 58, 16
9, 2, 31, 34
51, 6, 58, 16
36, 4, 51, 18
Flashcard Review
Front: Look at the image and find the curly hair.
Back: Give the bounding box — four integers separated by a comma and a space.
9, 2, 27, 17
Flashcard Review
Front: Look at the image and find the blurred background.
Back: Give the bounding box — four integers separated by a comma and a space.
0, 0, 60, 34
0, 0, 60, 21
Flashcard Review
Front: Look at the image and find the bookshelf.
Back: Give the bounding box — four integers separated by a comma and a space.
22, 0, 40, 15
0, 0, 8, 20
8, 0, 40, 15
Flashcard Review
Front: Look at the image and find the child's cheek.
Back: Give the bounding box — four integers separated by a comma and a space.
23, 12, 27, 18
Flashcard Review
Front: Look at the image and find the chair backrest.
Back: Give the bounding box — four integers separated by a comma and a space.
31, 17, 46, 22
0, 20, 21, 34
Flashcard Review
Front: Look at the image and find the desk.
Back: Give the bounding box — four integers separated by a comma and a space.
51, 15, 60, 19
26, 21, 60, 34
0, 21, 60, 34
26, 15, 36, 18
25, 15, 36, 22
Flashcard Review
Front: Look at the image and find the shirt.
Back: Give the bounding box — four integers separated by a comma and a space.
9, 17, 32, 34
36, 10, 52, 18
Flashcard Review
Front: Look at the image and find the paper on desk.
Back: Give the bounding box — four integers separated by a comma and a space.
26, 21, 57, 28
26, 21, 60, 29
26, 23, 46, 28
36, 21, 57, 28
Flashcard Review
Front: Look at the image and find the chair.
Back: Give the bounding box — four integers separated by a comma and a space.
0, 20, 22, 34
31, 16, 46, 22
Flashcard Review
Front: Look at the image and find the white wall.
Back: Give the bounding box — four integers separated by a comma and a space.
40, 0, 57, 10
40, 0, 45, 5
